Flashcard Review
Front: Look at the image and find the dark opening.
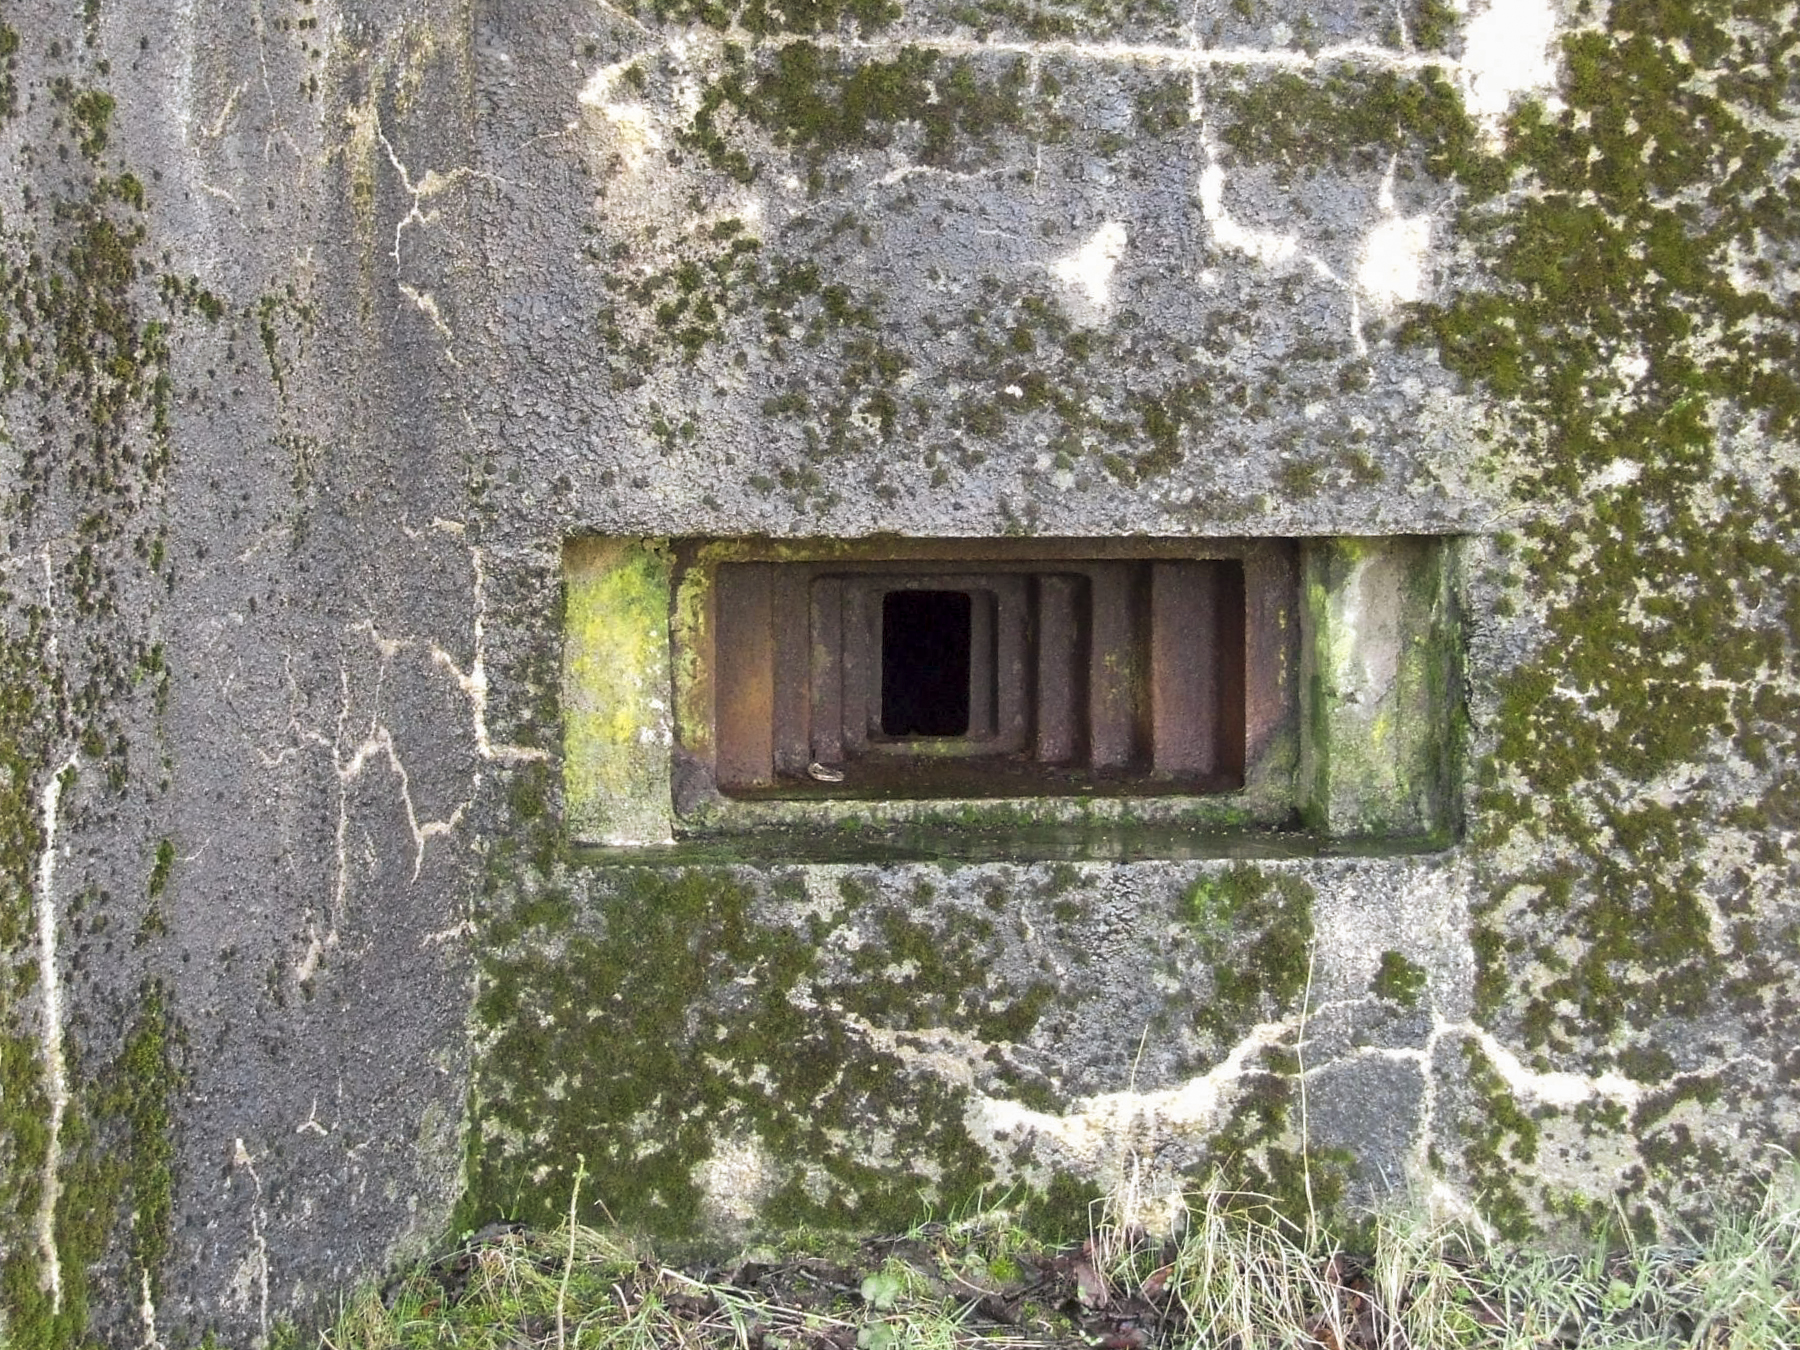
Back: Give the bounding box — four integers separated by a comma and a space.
882, 590, 971, 736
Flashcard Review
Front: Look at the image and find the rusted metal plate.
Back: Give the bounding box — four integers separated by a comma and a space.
1034, 574, 1087, 765
772, 567, 812, 777
841, 584, 873, 754
1087, 562, 1145, 771
967, 588, 997, 739
809, 577, 843, 767
704, 549, 1267, 797
1149, 561, 1245, 785
715, 563, 774, 789
1243, 541, 1297, 771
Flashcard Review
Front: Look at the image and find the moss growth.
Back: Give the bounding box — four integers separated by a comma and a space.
50, 78, 115, 161
1, 49, 194, 1339
684, 44, 1032, 182
253, 286, 316, 395
465, 869, 1014, 1243
600, 224, 763, 363
0, 24, 19, 122
1214, 65, 1507, 197
1403, 0, 1457, 52
598, 219, 905, 507
639, 0, 899, 37
1185, 865, 1316, 1046
837, 904, 1052, 1043
146, 838, 174, 899
1457, 1040, 1540, 1241
3, 982, 184, 1347
1371, 951, 1427, 1009
1407, 1, 1800, 1070
1194, 1048, 1354, 1231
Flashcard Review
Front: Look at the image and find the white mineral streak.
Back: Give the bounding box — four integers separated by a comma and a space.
1464, 1025, 1645, 1110
961, 1004, 1666, 1220
1357, 158, 1433, 310
293, 525, 548, 971
426, 527, 551, 768
967, 1020, 1292, 1164
1456, 0, 1561, 132
34, 751, 79, 1314
139, 1266, 165, 1350
227, 1140, 271, 1340
1196, 159, 1297, 267
1052, 221, 1128, 306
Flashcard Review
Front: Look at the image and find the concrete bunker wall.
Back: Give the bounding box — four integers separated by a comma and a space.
0, 0, 1797, 1342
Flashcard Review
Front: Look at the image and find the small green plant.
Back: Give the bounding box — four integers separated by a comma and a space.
1372, 950, 1429, 1008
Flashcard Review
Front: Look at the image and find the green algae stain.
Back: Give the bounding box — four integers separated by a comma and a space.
562, 539, 675, 846
1302, 539, 1461, 842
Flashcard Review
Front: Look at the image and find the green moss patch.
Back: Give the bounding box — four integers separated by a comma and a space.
1185, 865, 1316, 1047
1408, 1, 1800, 1063
635, 0, 900, 37
1, 48, 204, 1340
463, 869, 1051, 1244
683, 44, 1033, 182
1372, 951, 1427, 1009
1214, 64, 1507, 197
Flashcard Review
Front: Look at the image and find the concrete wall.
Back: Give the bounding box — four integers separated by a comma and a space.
2, 0, 1797, 1342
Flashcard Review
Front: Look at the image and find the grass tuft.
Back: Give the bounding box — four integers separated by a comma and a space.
314, 1168, 1800, 1349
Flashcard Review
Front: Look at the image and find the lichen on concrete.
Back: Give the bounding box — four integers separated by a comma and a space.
562, 538, 676, 845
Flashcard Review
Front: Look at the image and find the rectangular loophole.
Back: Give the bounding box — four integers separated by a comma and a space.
567, 534, 1463, 849
881, 590, 973, 736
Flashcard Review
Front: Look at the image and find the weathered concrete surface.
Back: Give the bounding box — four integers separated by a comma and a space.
2, 0, 1798, 1343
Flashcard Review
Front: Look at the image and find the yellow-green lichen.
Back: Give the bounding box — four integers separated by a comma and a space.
563, 540, 675, 846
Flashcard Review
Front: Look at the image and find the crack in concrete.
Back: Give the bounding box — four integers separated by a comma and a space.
249, 0, 306, 165
397, 283, 462, 365
294, 653, 472, 981
291, 526, 543, 979
375, 123, 500, 269
422, 524, 552, 767
228, 1138, 270, 1342
966, 1018, 1294, 1171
